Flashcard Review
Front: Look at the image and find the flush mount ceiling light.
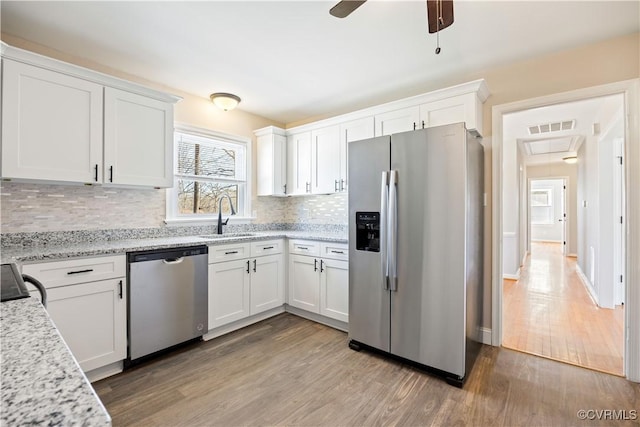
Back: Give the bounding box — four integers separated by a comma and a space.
210, 93, 241, 111
563, 156, 578, 164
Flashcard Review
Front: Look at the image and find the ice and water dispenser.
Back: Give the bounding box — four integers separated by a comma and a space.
355, 212, 380, 252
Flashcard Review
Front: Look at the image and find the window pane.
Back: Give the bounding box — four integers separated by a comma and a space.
177, 179, 239, 215
177, 140, 244, 179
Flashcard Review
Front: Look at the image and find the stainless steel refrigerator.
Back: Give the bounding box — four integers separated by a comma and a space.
348, 122, 484, 387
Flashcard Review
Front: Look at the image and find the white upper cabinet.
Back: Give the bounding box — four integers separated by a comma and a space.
374, 106, 420, 136
339, 117, 374, 192
0, 43, 180, 188
311, 125, 341, 194
287, 131, 312, 195
1, 60, 104, 184
419, 92, 484, 136
104, 88, 173, 188
255, 126, 287, 196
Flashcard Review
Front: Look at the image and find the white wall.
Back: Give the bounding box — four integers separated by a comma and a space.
530, 179, 564, 242
527, 163, 578, 254
502, 136, 521, 278
577, 94, 624, 309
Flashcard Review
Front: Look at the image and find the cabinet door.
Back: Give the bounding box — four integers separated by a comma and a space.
250, 254, 284, 315
339, 117, 374, 191
311, 125, 341, 194
257, 133, 287, 196
208, 259, 251, 329
286, 132, 312, 195
46, 278, 126, 372
374, 106, 419, 136
288, 254, 320, 313
419, 93, 481, 134
104, 88, 173, 188
320, 259, 349, 322
1, 60, 103, 183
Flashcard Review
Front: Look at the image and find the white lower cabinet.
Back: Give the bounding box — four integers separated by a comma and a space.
208, 240, 284, 330
208, 259, 251, 329
319, 258, 349, 322
288, 240, 349, 322
288, 254, 321, 312
47, 278, 126, 372
251, 254, 285, 314
21, 255, 127, 373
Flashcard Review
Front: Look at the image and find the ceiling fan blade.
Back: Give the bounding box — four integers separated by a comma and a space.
427, 0, 454, 33
330, 0, 367, 18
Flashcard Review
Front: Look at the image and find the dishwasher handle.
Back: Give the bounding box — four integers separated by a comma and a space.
162, 257, 184, 265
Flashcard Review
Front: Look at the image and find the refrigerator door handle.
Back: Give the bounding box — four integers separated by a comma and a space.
380, 171, 389, 290
388, 170, 398, 291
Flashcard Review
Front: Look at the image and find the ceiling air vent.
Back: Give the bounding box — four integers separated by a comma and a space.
528, 120, 575, 135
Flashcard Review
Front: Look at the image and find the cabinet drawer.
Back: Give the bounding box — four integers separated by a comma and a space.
208, 243, 251, 264
21, 255, 125, 289
251, 239, 284, 257
288, 240, 321, 256
320, 242, 349, 261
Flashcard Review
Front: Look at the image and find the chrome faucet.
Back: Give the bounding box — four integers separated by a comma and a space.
217, 193, 236, 234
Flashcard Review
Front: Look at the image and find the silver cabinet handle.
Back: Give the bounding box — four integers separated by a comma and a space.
330, 250, 344, 254
340, 179, 346, 191
335, 180, 339, 192
298, 246, 308, 250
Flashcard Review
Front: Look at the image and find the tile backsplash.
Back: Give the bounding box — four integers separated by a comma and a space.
1, 182, 348, 233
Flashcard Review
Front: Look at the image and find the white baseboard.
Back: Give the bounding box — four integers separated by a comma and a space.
86, 361, 123, 383
203, 306, 285, 341
576, 264, 599, 306
503, 268, 520, 281
285, 305, 348, 332
480, 327, 492, 345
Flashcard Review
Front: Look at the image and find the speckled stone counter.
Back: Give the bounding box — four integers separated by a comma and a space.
1, 297, 111, 426
1, 231, 347, 265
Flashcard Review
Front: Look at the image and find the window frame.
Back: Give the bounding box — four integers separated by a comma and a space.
530, 188, 554, 225
165, 123, 253, 225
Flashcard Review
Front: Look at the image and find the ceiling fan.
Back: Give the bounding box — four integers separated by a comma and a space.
330, 0, 454, 54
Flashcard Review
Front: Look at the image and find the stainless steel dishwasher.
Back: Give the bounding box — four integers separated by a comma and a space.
127, 245, 208, 364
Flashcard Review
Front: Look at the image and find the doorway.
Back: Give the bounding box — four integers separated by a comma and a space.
491, 80, 639, 381
504, 174, 624, 375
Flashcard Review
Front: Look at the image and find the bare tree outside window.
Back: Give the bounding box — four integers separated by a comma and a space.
172, 132, 246, 217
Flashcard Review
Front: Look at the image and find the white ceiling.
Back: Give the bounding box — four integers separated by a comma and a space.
504, 94, 624, 165
1, 1, 638, 125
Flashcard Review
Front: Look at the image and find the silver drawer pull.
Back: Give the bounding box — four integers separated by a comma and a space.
225, 251, 239, 255
67, 269, 93, 275
330, 250, 345, 254
263, 246, 275, 250
298, 247, 308, 250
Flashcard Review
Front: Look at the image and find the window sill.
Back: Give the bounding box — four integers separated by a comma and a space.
164, 216, 256, 226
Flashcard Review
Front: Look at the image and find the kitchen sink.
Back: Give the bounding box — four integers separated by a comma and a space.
198, 232, 256, 239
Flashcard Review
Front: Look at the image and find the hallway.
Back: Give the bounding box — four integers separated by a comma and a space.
503, 242, 624, 376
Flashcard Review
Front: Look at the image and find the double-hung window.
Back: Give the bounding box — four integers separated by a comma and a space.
167, 126, 250, 222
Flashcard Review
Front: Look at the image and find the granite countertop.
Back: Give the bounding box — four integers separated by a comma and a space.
1, 230, 348, 264
1, 297, 111, 427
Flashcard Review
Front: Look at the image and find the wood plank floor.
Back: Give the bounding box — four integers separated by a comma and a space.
94, 313, 639, 426
503, 242, 624, 376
